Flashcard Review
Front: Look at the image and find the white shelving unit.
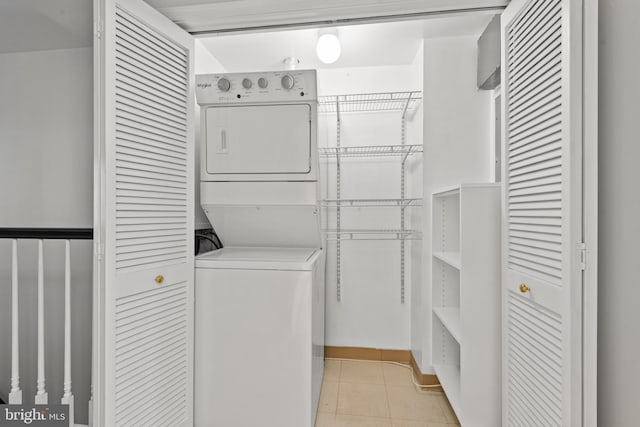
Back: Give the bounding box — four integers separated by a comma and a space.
431, 184, 501, 426
319, 91, 422, 303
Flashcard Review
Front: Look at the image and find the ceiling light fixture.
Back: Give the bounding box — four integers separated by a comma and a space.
316, 31, 341, 64
283, 56, 300, 70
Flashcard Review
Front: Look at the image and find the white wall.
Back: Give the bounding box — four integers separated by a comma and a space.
409, 44, 425, 363
0, 48, 93, 423
598, 0, 640, 424
416, 36, 491, 372
318, 64, 422, 349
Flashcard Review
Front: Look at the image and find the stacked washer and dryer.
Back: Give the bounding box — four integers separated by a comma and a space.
194, 70, 325, 427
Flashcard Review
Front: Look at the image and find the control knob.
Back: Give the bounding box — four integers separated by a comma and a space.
258, 77, 269, 89
217, 77, 231, 92
281, 74, 295, 90
242, 78, 252, 89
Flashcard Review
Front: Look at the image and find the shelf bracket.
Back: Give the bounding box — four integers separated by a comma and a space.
400, 106, 407, 304
336, 96, 342, 302
401, 91, 414, 120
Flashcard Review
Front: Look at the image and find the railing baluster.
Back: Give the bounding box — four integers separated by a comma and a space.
9, 239, 22, 404
61, 240, 74, 426
34, 239, 48, 404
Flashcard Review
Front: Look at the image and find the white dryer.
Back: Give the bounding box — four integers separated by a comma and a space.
194, 70, 324, 427
197, 70, 320, 248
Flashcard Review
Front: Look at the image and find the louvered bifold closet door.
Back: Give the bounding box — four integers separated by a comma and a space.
95, 0, 194, 426
501, 0, 583, 426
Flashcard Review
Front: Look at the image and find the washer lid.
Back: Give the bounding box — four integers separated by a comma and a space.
195, 246, 321, 271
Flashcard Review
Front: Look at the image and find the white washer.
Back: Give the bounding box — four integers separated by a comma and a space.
194, 247, 325, 427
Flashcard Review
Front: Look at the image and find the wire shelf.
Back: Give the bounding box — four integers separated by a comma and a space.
323, 229, 422, 241
321, 198, 423, 208
319, 144, 423, 158
318, 91, 422, 113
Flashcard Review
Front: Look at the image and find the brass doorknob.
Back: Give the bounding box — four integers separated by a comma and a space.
519, 283, 530, 293
155, 275, 165, 284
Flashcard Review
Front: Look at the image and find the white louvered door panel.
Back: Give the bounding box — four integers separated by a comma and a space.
501, 0, 583, 426
94, 0, 194, 426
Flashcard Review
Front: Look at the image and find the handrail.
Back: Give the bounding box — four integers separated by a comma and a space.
0, 228, 93, 240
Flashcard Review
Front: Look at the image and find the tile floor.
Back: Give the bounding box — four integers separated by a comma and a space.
316, 359, 460, 427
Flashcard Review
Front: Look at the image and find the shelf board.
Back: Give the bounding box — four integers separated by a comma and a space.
319, 144, 423, 158
433, 187, 461, 198
433, 364, 462, 419
432, 251, 461, 269
320, 198, 423, 208
323, 229, 422, 241
433, 307, 461, 343
318, 91, 422, 113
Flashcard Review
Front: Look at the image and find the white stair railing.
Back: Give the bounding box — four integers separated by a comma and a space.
9, 239, 22, 404
34, 239, 48, 405
61, 239, 75, 427
3, 228, 92, 426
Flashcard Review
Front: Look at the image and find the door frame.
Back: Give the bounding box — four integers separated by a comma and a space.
92, 0, 598, 425
582, 0, 598, 425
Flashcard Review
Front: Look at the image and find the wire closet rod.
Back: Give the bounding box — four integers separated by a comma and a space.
319, 144, 423, 157
319, 91, 422, 113
321, 198, 423, 207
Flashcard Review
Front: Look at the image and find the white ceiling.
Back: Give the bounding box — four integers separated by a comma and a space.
0, 0, 91, 54
149, 0, 240, 6
0, 0, 493, 64
146, 0, 507, 34
199, 15, 494, 71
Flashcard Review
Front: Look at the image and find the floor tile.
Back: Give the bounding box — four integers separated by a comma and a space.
337, 382, 390, 418
382, 363, 414, 386
315, 412, 337, 427
435, 393, 460, 424
414, 388, 445, 396
325, 359, 342, 381
391, 419, 429, 427
386, 385, 449, 423
334, 414, 392, 427
319, 381, 339, 413
390, 420, 457, 427
341, 360, 385, 384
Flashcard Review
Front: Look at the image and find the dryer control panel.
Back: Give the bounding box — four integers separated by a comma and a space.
196, 70, 317, 104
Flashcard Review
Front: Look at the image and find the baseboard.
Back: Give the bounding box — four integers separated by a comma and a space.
324, 346, 440, 389
325, 346, 411, 363
409, 351, 442, 389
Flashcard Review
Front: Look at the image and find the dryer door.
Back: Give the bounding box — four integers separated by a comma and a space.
204, 104, 312, 178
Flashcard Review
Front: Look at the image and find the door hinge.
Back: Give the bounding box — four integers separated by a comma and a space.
95, 241, 104, 261
94, 19, 103, 39
577, 242, 587, 270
